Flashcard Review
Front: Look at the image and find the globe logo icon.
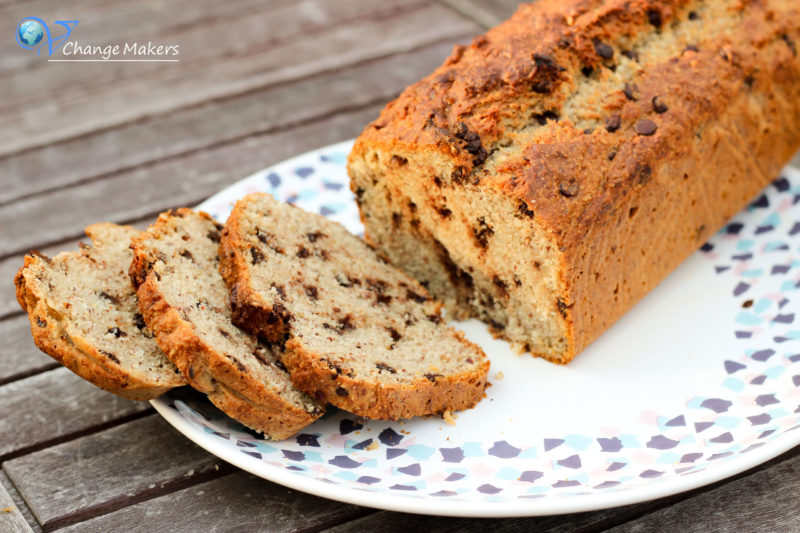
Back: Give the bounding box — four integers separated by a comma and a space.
17, 19, 44, 47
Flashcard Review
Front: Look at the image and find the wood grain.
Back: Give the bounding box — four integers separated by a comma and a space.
57, 471, 372, 533
0, 314, 58, 386
438, 0, 524, 27
0, 39, 463, 204
0, 104, 382, 259
0, 473, 33, 533
0, 366, 151, 461
0, 471, 40, 533
3, 414, 230, 530
0, 1, 476, 157
606, 451, 800, 533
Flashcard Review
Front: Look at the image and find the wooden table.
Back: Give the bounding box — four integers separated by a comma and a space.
2, 1, 799, 531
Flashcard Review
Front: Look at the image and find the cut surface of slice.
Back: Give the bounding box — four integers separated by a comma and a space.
219, 193, 490, 420
130, 208, 324, 439
14, 223, 184, 400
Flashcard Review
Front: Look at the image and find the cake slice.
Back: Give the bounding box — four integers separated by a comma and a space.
219, 193, 490, 420
14, 223, 184, 400
129, 208, 324, 439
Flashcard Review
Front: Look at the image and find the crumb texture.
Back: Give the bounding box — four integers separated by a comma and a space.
220, 193, 490, 419
130, 208, 323, 439
14, 223, 184, 400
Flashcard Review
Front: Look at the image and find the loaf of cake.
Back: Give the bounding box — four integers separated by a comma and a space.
130, 209, 324, 439
219, 193, 490, 419
14, 224, 185, 400
348, 0, 800, 363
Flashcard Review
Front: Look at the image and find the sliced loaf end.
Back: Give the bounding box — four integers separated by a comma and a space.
14, 223, 184, 400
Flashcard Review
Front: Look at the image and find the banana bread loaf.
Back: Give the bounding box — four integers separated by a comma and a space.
219, 193, 490, 420
348, 0, 800, 363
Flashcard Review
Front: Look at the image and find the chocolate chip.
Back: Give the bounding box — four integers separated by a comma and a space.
387, 327, 402, 342
355, 187, 365, 199
392, 212, 402, 227
218, 328, 231, 339
335, 386, 349, 397
337, 314, 355, 332
271, 283, 286, 300
782, 34, 797, 56
623, 83, 638, 101
307, 231, 326, 242
742, 299, 754, 308
36, 317, 47, 328
438, 207, 453, 218
207, 230, 221, 242
107, 327, 126, 338
621, 50, 639, 61
517, 201, 534, 218
583, 128, 594, 135
488, 319, 505, 331
250, 247, 264, 264
424, 373, 443, 383
296, 246, 310, 259
608, 150, 617, 161
133, 313, 146, 330
493, 276, 508, 296
684, 44, 699, 53
652, 96, 668, 114
99, 349, 120, 364
179, 250, 194, 262
256, 229, 284, 254
646, 8, 662, 28
473, 217, 494, 249
427, 314, 442, 324
406, 289, 427, 303
594, 41, 614, 59
453, 122, 488, 165
531, 53, 564, 93
605, 114, 621, 132
532, 110, 560, 126
391, 155, 408, 166
688, 11, 699, 20
635, 119, 658, 136
558, 181, 579, 197
408, 200, 418, 213
305, 285, 318, 300
581, 65, 594, 77
376, 362, 397, 374
98, 291, 119, 304
433, 176, 443, 188
556, 297, 572, 318
744, 75, 755, 87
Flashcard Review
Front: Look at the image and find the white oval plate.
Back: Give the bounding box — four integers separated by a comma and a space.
152, 140, 800, 517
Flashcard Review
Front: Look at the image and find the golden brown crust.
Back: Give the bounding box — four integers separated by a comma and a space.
282, 334, 489, 420
130, 209, 323, 440
349, 0, 800, 362
219, 212, 291, 344
14, 254, 180, 401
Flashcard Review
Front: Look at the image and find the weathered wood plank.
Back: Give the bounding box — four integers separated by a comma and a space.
0, 473, 33, 533
0, 314, 58, 386
0, 39, 463, 204
438, 0, 524, 28
605, 448, 800, 533
0, 366, 151, 461
0, 471, 40, 533
0, 103, 382, 259
0, 1, 476, 157
57, 471, 371, 533
3, 414, 230, 531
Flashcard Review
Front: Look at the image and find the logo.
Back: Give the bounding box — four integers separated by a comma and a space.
16, 17, 78, 56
